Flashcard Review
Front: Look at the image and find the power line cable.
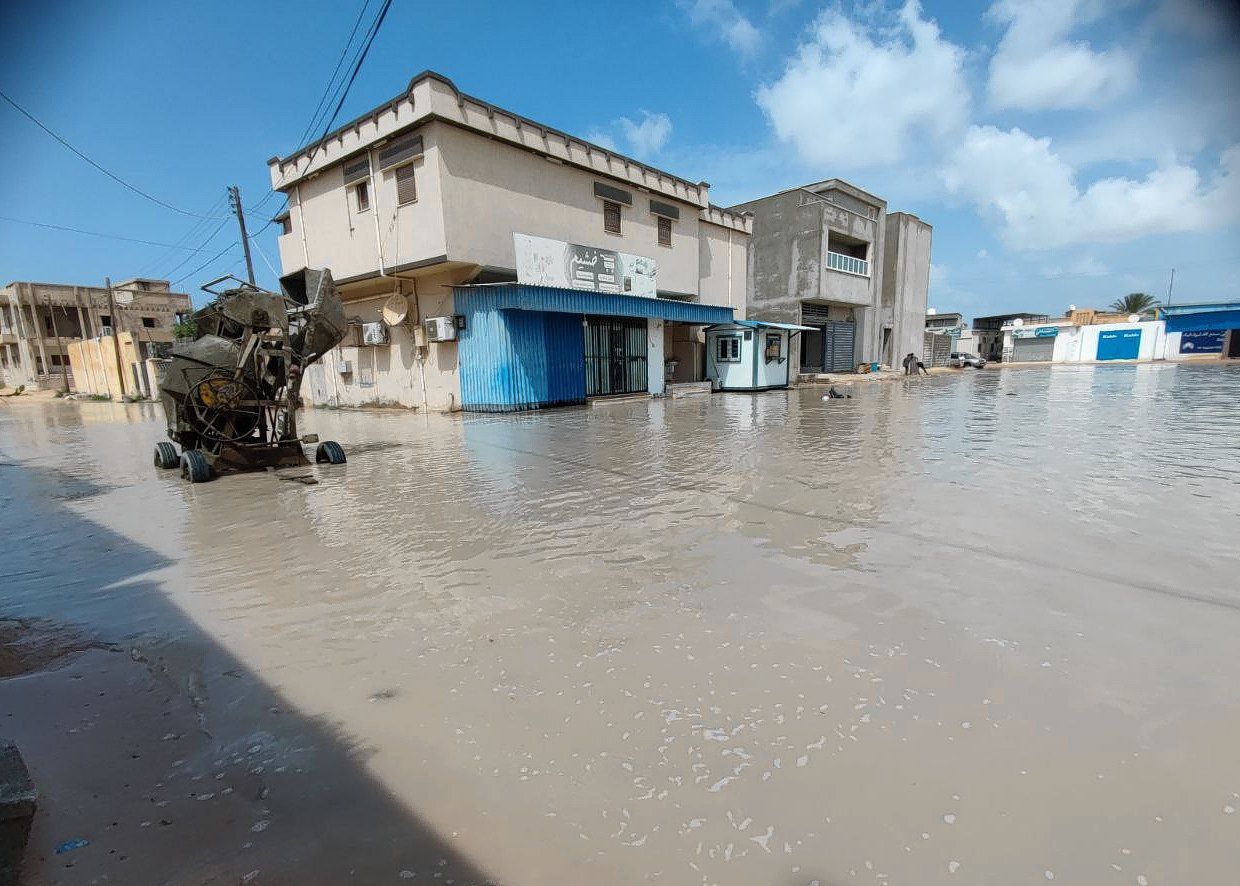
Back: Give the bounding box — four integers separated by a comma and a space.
0, 88, 220, 219
173, 240, 241, 288
141, 191, 230, 277
163, 215, 232, 281
0, 214, 233, 252
245, 0, 393, 239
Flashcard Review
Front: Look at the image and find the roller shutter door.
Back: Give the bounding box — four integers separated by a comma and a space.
1012, 336, 1054, 362
824, 321, 855, 371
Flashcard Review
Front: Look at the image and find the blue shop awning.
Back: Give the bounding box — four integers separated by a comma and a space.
453, 283, 734, 325
1161, 307, 1240, 333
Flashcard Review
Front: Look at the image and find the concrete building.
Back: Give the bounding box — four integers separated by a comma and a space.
0, 279, 190, 391
267, 70, 750, 411
973, 312, 1048, 362
729, 181, 930, 374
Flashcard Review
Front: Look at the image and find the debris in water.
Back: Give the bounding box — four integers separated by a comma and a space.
54, 838, 89, 854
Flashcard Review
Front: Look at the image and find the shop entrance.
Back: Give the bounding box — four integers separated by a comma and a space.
584, 316, 648, 396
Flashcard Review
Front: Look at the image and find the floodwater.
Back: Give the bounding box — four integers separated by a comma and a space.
3, 363, 1240, 884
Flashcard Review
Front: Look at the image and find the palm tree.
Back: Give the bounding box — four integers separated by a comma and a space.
1110, 292, 1159, 314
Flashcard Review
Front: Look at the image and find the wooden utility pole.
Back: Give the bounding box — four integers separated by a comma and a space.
105, 277, 127, 399
229, 185, 257, 286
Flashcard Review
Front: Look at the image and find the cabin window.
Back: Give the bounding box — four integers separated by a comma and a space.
764, 333, 782, 363
716, 335, 741, 363
603, 199, 621, 234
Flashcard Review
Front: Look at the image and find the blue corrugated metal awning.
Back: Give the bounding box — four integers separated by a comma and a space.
1159, 302, 1240, 316
453, 283, 734, 325
709, 319, 816, 331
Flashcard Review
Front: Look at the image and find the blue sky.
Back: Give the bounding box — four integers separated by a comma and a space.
1, 0, 1238, 318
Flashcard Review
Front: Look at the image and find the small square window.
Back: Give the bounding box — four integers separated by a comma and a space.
355, 181, 370, 212
395, 164, 417, 205
658, 215, 672, 247
100, 314, 112, 328
716, 336, 741, 363
142, 317, 156, 328
603, 199, 621, 234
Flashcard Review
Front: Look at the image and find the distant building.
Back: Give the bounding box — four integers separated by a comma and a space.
972, 312, 1049, 362
0, 278, 190, 391
730, 181, 930, 374
268, 70, 750, 411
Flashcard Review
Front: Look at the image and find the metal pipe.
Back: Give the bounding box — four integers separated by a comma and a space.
367, 149, 387, 277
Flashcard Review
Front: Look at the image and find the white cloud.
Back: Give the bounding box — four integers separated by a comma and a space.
987, 0, 1136, 111
943, 125, 1240, 249
1040, 256, 1108, 278
618, 111, 673, 156
756, 1, 969, 168
682, 0, 762, 56
587, 111, 673, 159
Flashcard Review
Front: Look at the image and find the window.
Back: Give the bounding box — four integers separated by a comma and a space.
354, 180, 370, 212
764, 333, 782, 363
100, 314, 112, 328
43, 315, 54, 335
603, 199, 621, 234
142, 317, 156, 328
716, 335, 741, 363
395, 164, 417, 205
658, 215, 672, 247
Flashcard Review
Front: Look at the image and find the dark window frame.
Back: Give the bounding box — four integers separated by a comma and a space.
764, 333, 782, 363
141, 316, 157, 328
354, 180, 370, 212
603, 199, 622, 235
657, 215, 672, 247
716, 335, 741, 363
395, 163, 417, 206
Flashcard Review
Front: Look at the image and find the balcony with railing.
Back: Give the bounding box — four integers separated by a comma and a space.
825, 249, 869, 277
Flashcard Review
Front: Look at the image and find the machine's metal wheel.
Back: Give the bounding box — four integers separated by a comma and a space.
315, 440, 346, 465
180, 450, 212, 483
154, 441, 179, 469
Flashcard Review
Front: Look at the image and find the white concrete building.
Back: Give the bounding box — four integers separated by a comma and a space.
267, 70, 750, 411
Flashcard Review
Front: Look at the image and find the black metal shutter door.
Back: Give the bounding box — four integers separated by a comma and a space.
825, 320, 855, 371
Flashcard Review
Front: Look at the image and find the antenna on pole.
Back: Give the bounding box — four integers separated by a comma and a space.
228, 185, 257, 286
1166, 267, 1175, 307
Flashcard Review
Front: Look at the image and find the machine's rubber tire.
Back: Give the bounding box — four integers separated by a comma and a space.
180, 450, 212, 483
315, 440, 346, 465
154, 441, 179, 469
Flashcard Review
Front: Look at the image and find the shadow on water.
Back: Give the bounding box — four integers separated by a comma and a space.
0, 458, 496, 884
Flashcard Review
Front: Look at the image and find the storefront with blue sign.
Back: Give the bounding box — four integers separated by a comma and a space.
1160, 302, 1240, 360
1010, 325, 1060, 362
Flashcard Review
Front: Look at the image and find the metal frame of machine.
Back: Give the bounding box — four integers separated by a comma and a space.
154, 268, 348, 482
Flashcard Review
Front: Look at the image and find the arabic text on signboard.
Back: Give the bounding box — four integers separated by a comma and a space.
514, 233, 657, 298
1179, 329, 1224, 353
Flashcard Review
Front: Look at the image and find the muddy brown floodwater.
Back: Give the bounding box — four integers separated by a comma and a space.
2, 364, 1239, 885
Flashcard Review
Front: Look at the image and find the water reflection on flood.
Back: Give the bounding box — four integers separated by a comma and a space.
3, 363, 1240, 884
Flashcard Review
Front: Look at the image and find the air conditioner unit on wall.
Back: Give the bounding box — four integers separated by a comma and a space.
361, 322, 388, 345
424, 316, 457, 342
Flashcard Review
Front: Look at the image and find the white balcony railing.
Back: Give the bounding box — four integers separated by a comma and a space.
826, 250, 869, 277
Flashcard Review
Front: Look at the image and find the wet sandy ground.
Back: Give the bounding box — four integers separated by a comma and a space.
2, 364, 1239, 885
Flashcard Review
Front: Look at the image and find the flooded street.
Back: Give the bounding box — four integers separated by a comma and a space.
3, 364, 1240, 885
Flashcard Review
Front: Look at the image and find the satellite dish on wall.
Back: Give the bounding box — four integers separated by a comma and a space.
1128, 314, 1140, 323
381, 293, 409, 327
1013, 318, 1025, 327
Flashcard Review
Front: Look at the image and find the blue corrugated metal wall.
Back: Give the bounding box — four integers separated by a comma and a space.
457, 305, 584, 411
455, 284, 734, 325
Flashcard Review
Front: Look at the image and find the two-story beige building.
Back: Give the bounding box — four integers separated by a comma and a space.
1, 278, 190, 391
267, 70, 750, 411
